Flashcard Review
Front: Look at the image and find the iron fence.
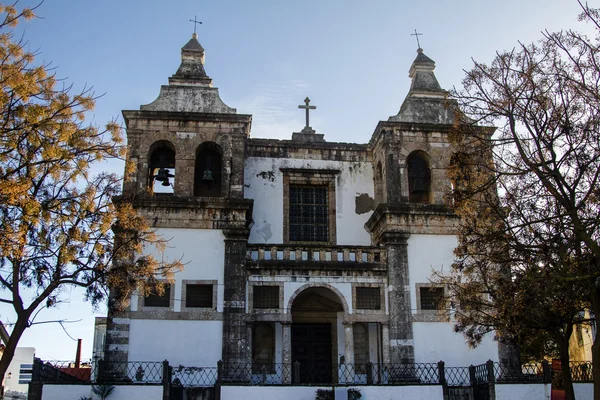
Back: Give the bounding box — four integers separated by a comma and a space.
34, 359, 163, 384
445, 366, 471, 386
570, 361, 593, 382
171, 365, 218, 387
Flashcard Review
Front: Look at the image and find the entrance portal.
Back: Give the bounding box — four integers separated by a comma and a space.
291, 324, 332, 384
290, 286, 345, 384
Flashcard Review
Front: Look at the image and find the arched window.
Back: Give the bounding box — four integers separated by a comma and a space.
407, 151, 431, 204
148, 141, 175, 194
353, 323, 369, 372
194, 142, 223, 197
252, 323, 275, 373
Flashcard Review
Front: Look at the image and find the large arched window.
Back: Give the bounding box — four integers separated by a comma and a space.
148, 141, 176, 195
407, 151, 431, 204
194, 142, 223, 197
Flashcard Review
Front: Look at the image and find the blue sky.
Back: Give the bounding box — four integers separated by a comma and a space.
3, 0, 593, 360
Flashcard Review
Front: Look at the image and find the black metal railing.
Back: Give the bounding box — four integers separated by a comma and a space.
32, 358, 594, 388
445, 366, 471, 386
171, 365, 218, 387
34, 359, 163, 384
570, 361, 593, 382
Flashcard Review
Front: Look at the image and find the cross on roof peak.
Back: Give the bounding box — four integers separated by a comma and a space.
411, 29, 423, 50
189, 15, 202, 36
298, 97, 317, 131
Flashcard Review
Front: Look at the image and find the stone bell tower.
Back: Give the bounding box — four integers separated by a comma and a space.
106, 33, 254, 368
366, 48, 459, 364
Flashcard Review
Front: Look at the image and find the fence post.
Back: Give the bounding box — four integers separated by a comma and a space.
293, 361, 300, 384
469, 364, 476, 400
215, 360, 223, 400
438, 361, 448, 400
162, 359, 170, 400
366, 361, 373, 385
542, 360, 551, 384
486, 360, 496, 400
27, 358, 43, 400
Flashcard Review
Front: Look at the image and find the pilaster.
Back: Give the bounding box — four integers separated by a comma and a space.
222, 228, 251, 371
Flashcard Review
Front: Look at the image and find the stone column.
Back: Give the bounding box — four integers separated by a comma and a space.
222, 228, 251, 376
343, 322, 355, 365
383, 232, 414, 364
281, 322, 292, 384
381, 323, 391, 364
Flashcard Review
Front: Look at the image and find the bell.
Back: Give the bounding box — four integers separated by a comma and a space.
155, 168, 174, 186
202, 168, 214, 183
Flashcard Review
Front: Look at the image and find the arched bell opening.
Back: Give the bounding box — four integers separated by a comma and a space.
407, 151, 431, 204
148, 141, 176, 195
194, 142, 223, 197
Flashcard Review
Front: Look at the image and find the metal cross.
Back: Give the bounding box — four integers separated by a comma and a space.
411, 29, 423, 49
298, 97, 316, 129
189, 15, 202, 35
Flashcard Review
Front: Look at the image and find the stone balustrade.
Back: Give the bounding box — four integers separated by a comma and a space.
246, 244, 386, 270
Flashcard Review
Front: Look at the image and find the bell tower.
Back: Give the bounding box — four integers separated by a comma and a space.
107, 33, 254, 368
366, 48, 459, 364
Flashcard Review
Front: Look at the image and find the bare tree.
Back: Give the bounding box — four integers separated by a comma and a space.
441, 3, 600, 399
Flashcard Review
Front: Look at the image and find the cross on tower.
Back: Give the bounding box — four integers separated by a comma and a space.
298, 97, 316, 130
189, 15, 202, 35
411, 29, 423, 49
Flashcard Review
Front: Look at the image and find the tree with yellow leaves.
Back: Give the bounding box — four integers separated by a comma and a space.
0, 4, 182, 382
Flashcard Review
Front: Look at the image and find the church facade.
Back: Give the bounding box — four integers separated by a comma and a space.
104, 33, 503, 384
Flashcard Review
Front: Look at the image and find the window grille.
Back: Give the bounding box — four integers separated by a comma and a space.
144, 284, 171, 307
420, 287, 444, 310
356, 287, 381, 310
289, 185, 328, 242
253, 286, 279, 309
186, 284, 213, 308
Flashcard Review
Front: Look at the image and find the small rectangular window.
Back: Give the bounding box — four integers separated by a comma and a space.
420, 287, 444, 310
186, 284, 213, 308
253, 286, 279, 309
144, 284, 171, 308
356, 287, 381, 310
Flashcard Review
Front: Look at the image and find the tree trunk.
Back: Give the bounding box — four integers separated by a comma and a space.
592, 289, 600, 400
559, 332, 575, 400
0, 315, 29, 385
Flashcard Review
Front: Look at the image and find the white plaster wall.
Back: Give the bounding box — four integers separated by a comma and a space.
221, 386, 331, 400
357, 385, 443, 400
4, 347, 35, 395
573, 383, 593, 400
407, 234, 457, 313
495, 384, 550, 400
133, 228, 225, 312
413, 322, 498, 365
42, 384, 162, 400
128, 320, 222, 366
244, 157, 374, 245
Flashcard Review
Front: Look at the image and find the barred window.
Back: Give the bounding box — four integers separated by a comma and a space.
253, 286, 279, 309
186, 284, 213, 308
144, 284, 171, 308
289, 185, 328, 242
356, 287, 381, 310
420, 287, 444, 310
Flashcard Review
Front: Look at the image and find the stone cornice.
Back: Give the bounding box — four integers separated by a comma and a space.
122, 109, 252, 128
365, 202, 459, 244
116, 195, 253, 231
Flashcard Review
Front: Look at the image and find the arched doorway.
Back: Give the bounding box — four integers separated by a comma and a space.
290, 286, 345, 384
